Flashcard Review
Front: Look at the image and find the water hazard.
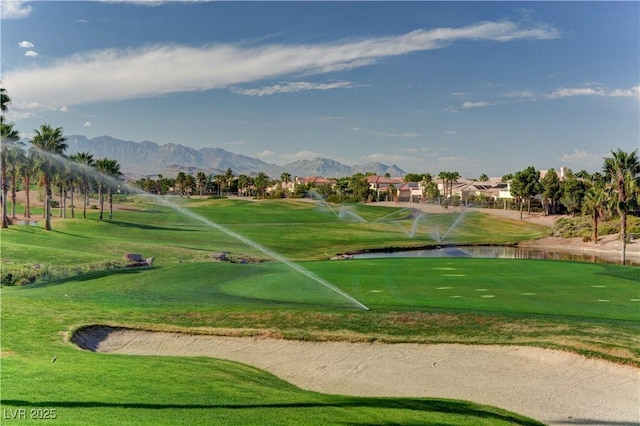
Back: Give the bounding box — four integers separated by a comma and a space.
351, 245, 640, 266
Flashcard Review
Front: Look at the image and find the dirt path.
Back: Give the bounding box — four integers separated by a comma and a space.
73, 326, 640, 426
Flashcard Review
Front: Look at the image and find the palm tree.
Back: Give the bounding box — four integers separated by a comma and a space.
196, 171, 207, 198
19, 150, 37, 218
30, 124, 68, 231
253, 172, 270, 199
280, 172, 291, 197
237, 174, 249, 197
602, 149, 640, 265
448, 171, 460, 202
224, 168, 234, 195
0, 87, 10, 113
70, 152, 95, 219
1, 117, 20, 227
582, 181, 608, 244
8, 146, 25, 220
95, 158, 121, 220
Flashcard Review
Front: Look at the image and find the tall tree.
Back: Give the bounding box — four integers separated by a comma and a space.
237, 174, 249, 197
0, 87, 10, 113
603, 149, 640, 265
196, 171, 207, 198
70, 152, 95, 219
253, 172, 270, 199
20, 149, 36, 218
582, 181, 608, 245
8, 146, 25, 220
540, 168, 562, 215
511, 166, 541, 219
95, 158, 121, 220
183, 174, 195, 197
1, 117, 20, 228
280, 172, 291, 197
422, 173, 439, 201
213, 174, 224, 196
224, 168, 235, 195
30, 124, 67, 231
175, 171, 187, 197
559, 169, 587, 216
437, 171, 448, 202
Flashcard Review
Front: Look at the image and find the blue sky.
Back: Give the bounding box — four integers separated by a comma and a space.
1, 1, 638, 178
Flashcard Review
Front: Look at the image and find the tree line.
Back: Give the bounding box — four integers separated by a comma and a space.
1, 88, 123, 231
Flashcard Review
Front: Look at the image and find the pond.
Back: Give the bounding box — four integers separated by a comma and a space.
350, 245, 640, 266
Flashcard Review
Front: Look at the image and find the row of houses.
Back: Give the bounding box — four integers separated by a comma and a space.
268, 167, 569, 202
366, 175, 511, 202
268, 174, 510, 202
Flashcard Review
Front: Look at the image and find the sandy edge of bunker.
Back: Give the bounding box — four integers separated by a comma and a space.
72, 325, 640, 426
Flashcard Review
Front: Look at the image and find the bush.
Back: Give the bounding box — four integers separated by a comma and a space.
553, 215, 640, 239
0, 259, 129, 286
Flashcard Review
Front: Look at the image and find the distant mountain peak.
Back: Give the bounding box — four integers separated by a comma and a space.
65, 135, 406, 179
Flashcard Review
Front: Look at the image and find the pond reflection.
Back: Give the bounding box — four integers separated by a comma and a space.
351, 246, 640, 266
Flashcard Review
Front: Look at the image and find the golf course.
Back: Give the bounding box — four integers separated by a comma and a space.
1, 196, 639, 425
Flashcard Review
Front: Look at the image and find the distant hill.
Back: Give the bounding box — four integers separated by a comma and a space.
64, 135, 406, 179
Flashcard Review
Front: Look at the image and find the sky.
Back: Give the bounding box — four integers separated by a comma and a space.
1, 1, 639, 178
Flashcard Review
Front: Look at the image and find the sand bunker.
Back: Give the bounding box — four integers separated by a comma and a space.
73, 326, 640, 425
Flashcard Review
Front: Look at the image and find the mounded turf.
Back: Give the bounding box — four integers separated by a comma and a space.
1, 196, 638, 425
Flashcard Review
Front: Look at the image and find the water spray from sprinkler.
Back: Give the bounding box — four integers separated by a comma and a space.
38, 152, 370, 311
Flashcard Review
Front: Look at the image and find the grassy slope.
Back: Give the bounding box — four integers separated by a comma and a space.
1, 197, 637, 425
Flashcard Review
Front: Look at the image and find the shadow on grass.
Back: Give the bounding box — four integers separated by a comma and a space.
106, 220, 198, 232
19, 267, 153, 290
595, 263, 640, 283
0, 399, 544, 425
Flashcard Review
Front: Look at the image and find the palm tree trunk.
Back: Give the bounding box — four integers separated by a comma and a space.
83, 185, 88, 219
98, 185, 104, 220
621, 213, 627, 266
58, 184, 63, 218
62, 187, 67, 219
45, 178, 52, 231
519, 198, 524, 220
1, 172, 8, 228
70, 184, 75, 218
24, 176, 31, 218
9, 171, 16, 220
108, 189, 113, 220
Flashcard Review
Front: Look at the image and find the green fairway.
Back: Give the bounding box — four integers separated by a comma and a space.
1, 197, 638, 425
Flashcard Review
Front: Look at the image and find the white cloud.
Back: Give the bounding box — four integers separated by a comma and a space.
59, 106, 68, 112
231, 80, 359, 96
24, 50, 38, 58
351, 127, 421, 138
100, 0, 211, 4
3, 19, 561, 112
373, 131, 421, 138
1, 0, 33, 19
363, 153, 416, 164
224, 140, 245, 145
561, 149, 603, 164
281, 151, 324, 162
444, 130, 458, 135
547, 84, 639, 99
18, 40, 34, 48
461, 101, 494, 109
254, 150, 275, 159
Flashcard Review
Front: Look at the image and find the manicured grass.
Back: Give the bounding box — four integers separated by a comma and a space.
1, 197, 637, 424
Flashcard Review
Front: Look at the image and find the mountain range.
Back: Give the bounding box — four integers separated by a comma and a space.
64, 135, 407, 180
